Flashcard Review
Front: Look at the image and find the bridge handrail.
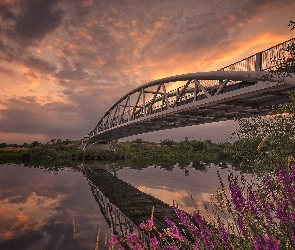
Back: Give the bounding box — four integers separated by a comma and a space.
220, 38, 295, 71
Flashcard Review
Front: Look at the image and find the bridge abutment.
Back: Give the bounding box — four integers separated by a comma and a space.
87, 141, 113, 151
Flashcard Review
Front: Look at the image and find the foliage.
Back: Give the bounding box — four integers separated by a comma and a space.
0, 139, 82, 165
160, 139, 175, 146
288, 21, 295, 31
108, 165, 295, 249
231, 93, 295, 173
115, 139, 234, 166
0, 137, 236, 168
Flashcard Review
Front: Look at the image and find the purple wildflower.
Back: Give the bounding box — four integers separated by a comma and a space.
194, 241, 201, 250
247, 188, 258, 214
173, 206, 197, 235
260, 199, 274, 224
173, 207, 190, 225
127, 233, 142, 249
164, 218, 184, 242
165, 218, 176, 228
140, 218, 154, 232
229, 181, 246, 213
263, 236, 279, 250
254, 239, 262, 250
276, 200, 289, 225
162, 246, 179, 250
108, 234, 120, 247
264, 176, 275, 190
150, 237, 159, 249
218, 224, 229, 245
194, 212, 215, 249
236, 215, 248, 239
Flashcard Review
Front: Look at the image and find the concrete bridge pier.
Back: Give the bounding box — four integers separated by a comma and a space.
85, 140, 118, 152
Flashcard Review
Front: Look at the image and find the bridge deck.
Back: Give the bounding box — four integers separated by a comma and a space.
87, 77, 295, 143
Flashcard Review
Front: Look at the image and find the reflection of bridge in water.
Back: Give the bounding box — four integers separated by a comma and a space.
82, 164, 180, 246
81, 38, 295, 150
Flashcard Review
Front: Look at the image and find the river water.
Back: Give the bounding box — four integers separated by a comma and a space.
0, 162, 241, 249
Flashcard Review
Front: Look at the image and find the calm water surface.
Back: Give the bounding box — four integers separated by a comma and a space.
0, 164, 109, 250
0, 162, 242, 249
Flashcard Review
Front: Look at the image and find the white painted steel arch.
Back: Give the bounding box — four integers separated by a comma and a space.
81, 71, 295, 150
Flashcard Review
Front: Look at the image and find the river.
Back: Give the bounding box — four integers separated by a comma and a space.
0, 162, 242, 249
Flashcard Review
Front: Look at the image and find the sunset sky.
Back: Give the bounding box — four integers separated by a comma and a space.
0, 0, 294, 144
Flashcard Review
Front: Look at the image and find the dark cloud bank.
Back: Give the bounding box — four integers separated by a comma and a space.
0, 0, 294, 143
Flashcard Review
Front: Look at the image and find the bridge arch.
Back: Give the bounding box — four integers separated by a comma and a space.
81, 70, 295, 150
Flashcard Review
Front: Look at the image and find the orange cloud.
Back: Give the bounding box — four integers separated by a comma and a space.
0, 192, 66, 241
16, 212, 29, 222
35, 48, 41, 54
78, 28, 93, 41
28, 80, 41, 87
129, 20, 164, 48
2, 0, 15, 3
55, 41, 78, 57
82, 0, 94, 7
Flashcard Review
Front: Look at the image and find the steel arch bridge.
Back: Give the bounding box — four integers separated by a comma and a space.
81, 38, 295, 150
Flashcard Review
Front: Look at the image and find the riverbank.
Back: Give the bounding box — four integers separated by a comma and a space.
0, 139, 237, 167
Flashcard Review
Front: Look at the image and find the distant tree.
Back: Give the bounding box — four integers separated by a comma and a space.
288, 20, 295, 30
29, 141, 40, 148
47, 139, 56, 144
64, 139, 71, 144
160, 139, 174, 146
191, 140, 208, 150
132, 138, 144, 143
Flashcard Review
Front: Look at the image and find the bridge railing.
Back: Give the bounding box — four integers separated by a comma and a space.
261, 38, 295, 71
220, 38, 295, 71
220, 54, 256, 71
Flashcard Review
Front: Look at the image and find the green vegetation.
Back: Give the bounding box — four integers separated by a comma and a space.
0, 139, 81, 165
0, 137, 235, 167
115, 139, 233, 165
230, 94, 295, 174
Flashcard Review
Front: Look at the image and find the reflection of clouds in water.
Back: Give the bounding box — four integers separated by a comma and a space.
117, 164, 245, 221
137, 185, 214, 215
180, 191, 215, 215
0, 164, 110, 250
137, 185, 185, 205
0, 191, 64, 241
